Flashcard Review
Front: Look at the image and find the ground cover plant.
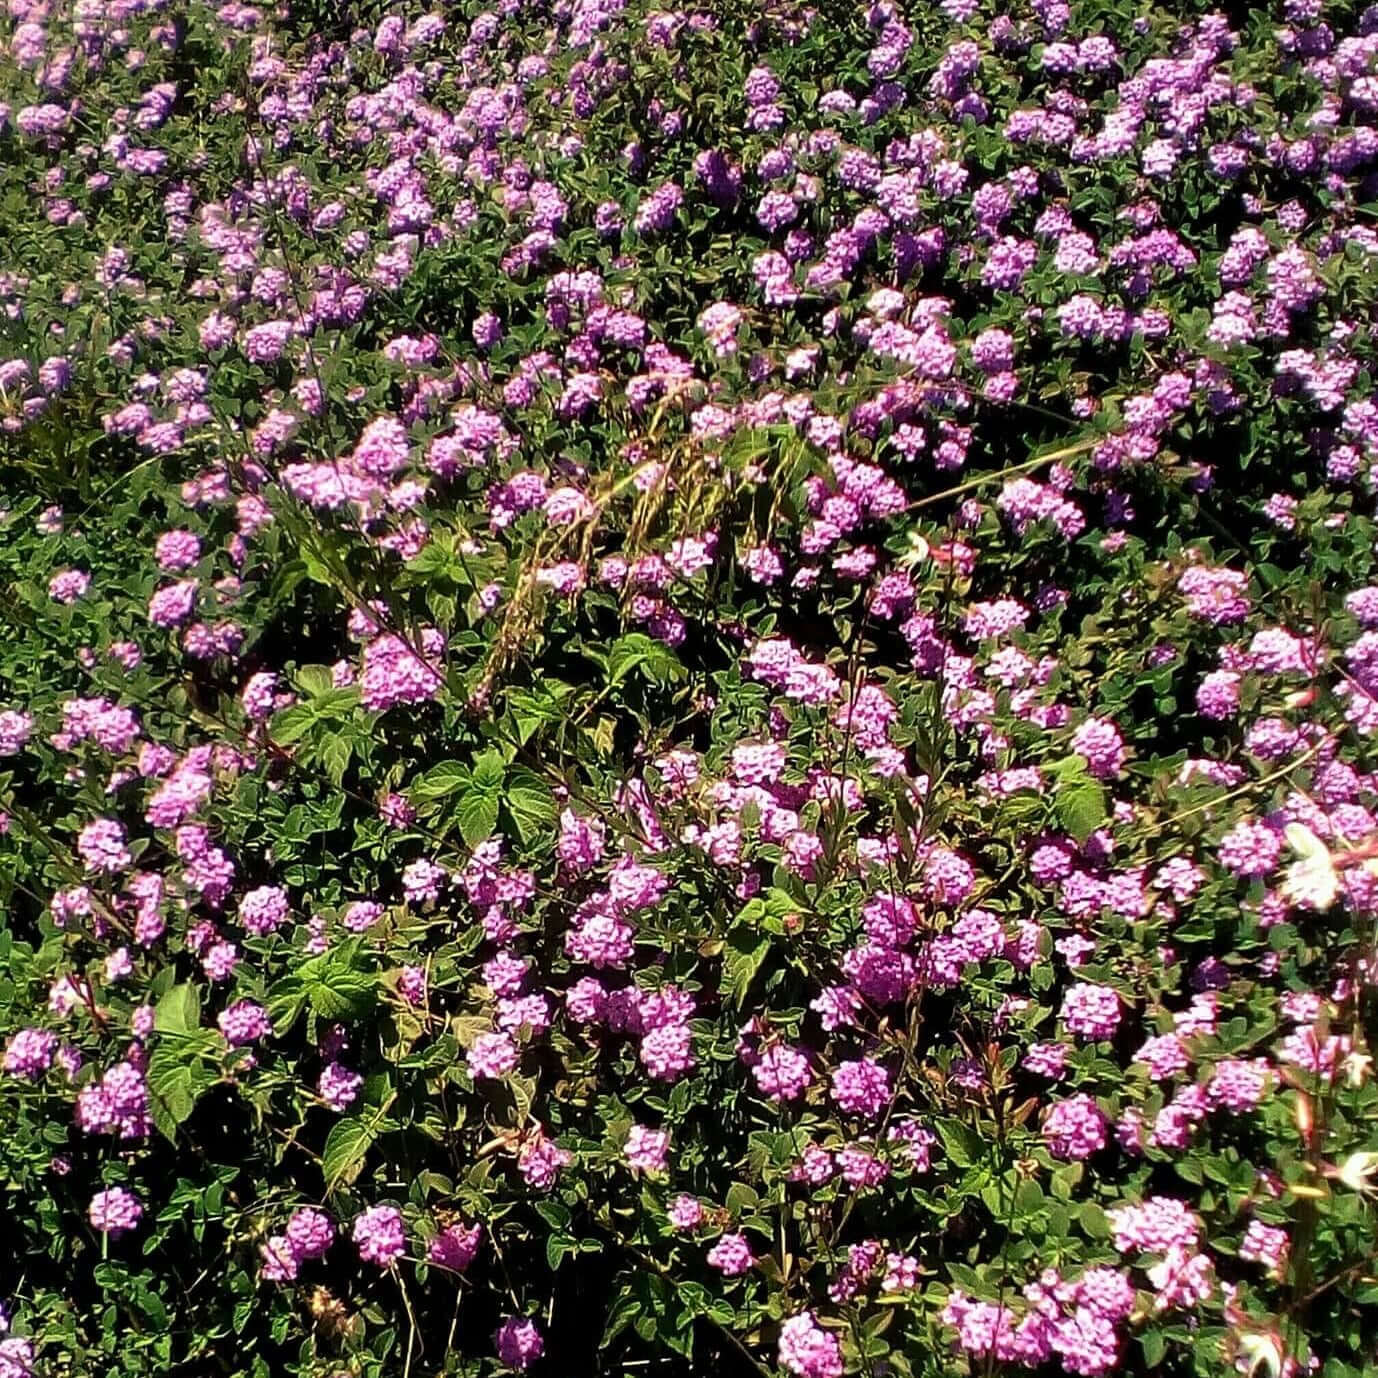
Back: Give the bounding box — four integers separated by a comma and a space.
1, 0, 1378, 1373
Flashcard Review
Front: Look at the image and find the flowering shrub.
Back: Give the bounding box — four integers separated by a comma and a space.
2, 0, 1378, 1375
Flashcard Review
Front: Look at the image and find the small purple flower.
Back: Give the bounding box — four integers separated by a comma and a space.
77, 819, 130, 873
495, 1317, 544, 1371
49, 569, 90, 603
623, 1125, 669, 1175
427, 1220, 481, 1271
1061, 984, 1122, 1041
467, 1031, 518, 1080
668, 1195, 703, 1230
238, 885, 290, 936
89, 1186, 142, 1237
352, 1204, 406, 1267
286, 1207, 334, 1260
707, 1232, 754, 1277
318, 1062, 363, 1111
218, 1000, 272, 1046
1043, 1093, 1108, 1159
4, 1028, 57, 1079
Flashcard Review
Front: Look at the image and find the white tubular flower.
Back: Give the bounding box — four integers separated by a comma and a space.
1235, 1330, 1285, 1378
1280, 823, 1338, 911
1334, 1151, 1378, 1195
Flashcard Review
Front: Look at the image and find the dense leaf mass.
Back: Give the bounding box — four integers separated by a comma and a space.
1, 0, 1378, 1374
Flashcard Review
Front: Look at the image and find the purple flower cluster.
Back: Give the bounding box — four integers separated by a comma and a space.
262, 1207, 335, 1282
352, 1205, 406, 1268
88, 1187, 142, 1238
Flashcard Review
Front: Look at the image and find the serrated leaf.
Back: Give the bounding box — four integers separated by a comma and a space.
535, 1200, 571, 1230
589, 716, 617, 758
508, 1073, 537, 1127
266, 976, 307, 1035
600, 1284, 641, 1351
454, 787, 500, 847
1055, 779, 1108, 844
300, 946, 376, 1020
606, 632, 685, 687
451, 1015, 491, 1048
322, 1115, 379, 1191
147, 1058, 195, 1140
320, 734, 352, 785
411, 761, 471, 801
725, 1181, 758, 1216
310, 687, 360, 717
147, 1042, 218, 1141
471, 749, 506, 792
270, 703, 317, 745
405, 542, 452, 576
934, 1118, 980, 1169
307, 968, 374, 1019
300, 544, 340, 588
505, 767, 555, 843
1079, 1201, 1110, 1238
507, 682, 575, 745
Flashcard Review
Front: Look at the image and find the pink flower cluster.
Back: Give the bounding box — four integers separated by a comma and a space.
261, 1207, 335, 1282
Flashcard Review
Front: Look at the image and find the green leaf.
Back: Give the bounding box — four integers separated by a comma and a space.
294, 665, 334, 697
146, 1063, 193, 1140
450, 1014, 493, 1048
535, 1201, 571, 1230
600, 1284, 642, 1351
605, 632, 685, 687
1055, 779, 1108, 844
454, 787, 500, 847
1078, 1201, 1110, 1239
147, 1042, 218, 1142
322, 1115, 379, 1191
935, 1118, 980, 1169
307, 968, 374, 1019
1141, 1331, 1167, 1368
472, 749, 506, 792
411, 761, 471, 801
135, 1289, 169, 1328
300, 945, 376, 1020
269, 703, 317, 745
725, 1181, 759, 1216
320, 735, 352, 785
155, 983, 201, 1036
722, 926, 769, 1008
300, 543, 340, 588
266, 975, 308, 1035
507, 1072, 537, 1127
507, 681, 575, 745
405, 542, 453, 577
504, 767, 555, 843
